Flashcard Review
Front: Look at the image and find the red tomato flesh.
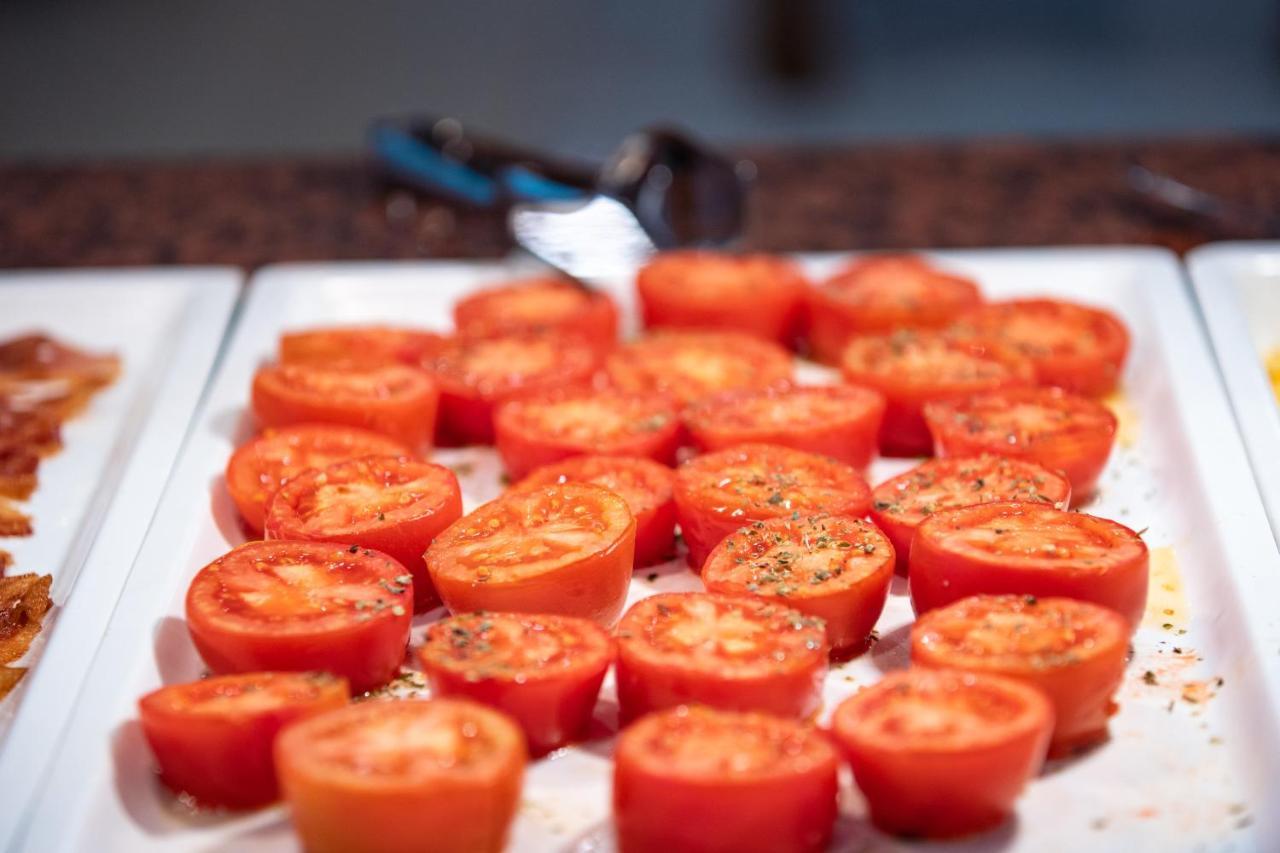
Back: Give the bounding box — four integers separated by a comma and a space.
279, 326, 446, 369
604, 331, 793, 407
453, 276, 619, 353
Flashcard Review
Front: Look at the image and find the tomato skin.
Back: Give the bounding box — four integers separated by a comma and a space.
275, 698, 526, 853
909, 501, 1149, 629
425, 483, 636, 627
636, 251, 807, 344
615, 593, 829, 722
417, 612, 612, 756
453, 276, 620, 353
683, 385, 886, 470
614, 706, 839, 853
495, 389, 680, 479
279, 326, 447, 369
830, 669, 1052, 839
263, 456, 462, 613
674, 443, 872, 570
701, 514, 894, 658
185, 541, 413, 694
912, 595, 1129, 757
870, 456, 1072, 571
604, 331, 794, 407
251, 363, 438, 451
516, 455, 677, 568
923, 387, 1117, 499
137, 672, 348, 809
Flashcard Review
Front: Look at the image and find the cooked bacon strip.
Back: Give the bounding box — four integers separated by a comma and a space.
0, 573, 51, 665
0, 550, 10, 574
0, 447, 38, 501
0, 499, 32, 537
0, 666, 25, 699
0, 334, 120, 388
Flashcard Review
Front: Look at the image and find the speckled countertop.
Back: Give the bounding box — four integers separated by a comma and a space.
2, 137, 1278, 269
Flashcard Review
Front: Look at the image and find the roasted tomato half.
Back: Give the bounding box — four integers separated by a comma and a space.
279, 326, 446, 369
806, 255, 982, 364
417, 611, 612, 756
673, 443, 872, 569
636, 251, 807, 345
516, 455, 677, 567
495, 388, 680, 478
614, 705, 839, 853
138, 671, 348, 809
830, 669, 1053, 839
251, 363, 438, 451
276, 698, 525, 853
870, 455, 1072, 571
912, 594, 1129, 757
614, 592, 828, 722
425, 483, 635, 626
263, 456, 462, 612
909, 501, 1149, 628
683, 384, 886, 471
604, 331, 793, 407
923, 386, 1117, 500
185, 541, 412, 693
453, 276, 619, 353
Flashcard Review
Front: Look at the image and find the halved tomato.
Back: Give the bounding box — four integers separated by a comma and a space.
263, 456, 462, 612
702, 514, 894, 658
515, 455, 677, 567
425, 483, 635, 626
683, 384, 886, 470
806, 255, 982, 364
251, 363, 438, 451
424, 332, 600, 446
908, 501, 1149, 628
453, 276, 619, 353
870, 455, 1072, 570
636, 251, 807, 344
951, 298, 1130, 396
279, 326, 446, 369
841, 331, 1034, 456
923, 386, 1118, 499
275, 698, 525, 853
673, 443, 872, 570
614, 592, 828, 722
495, 388, 679, 479
830, 668, 1052, 839
912, 594, 1129, 757
604, 331, 793, 407
138, 671, 348, 809
225, 425, 411, 535
185, 541, 412, 693
417, 612, 612, 756
614, 705, 838, 853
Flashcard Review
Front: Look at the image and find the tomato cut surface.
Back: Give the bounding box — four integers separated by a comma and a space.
636, 251, 806, 344
683, 384, 886, 470
279, 326, 446, 369
604, 331, 793, 407
909, 501, 1149, 628
806, 255, 982, 364
830, 668, 1052, 839
418, 612, 612, 756
870, 455, 1072, 570
185, 541, 413, 693
702, 514, 894, 657
840, 331, 1035, 456
251, 363, 438, 451
952, 298, 1130, 396
425, 483, 635, 626
138, 671, 348, 809
912, 594, 1129, 757
495, 388, 679, 478
516, 455, 677, 567
225, 425, 411, 535
276, 698, 525, 853
614, 705, 838, 853
674, 443, 872, 569
264, 456, 462, 612
453, 276, 619, 352
924, 386, 1117, 499
615, 592, 828, 721
425, 332, 600, 445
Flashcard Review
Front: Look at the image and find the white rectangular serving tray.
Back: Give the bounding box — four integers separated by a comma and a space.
0, 268, 240, 844
16, 249, 1280, 853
